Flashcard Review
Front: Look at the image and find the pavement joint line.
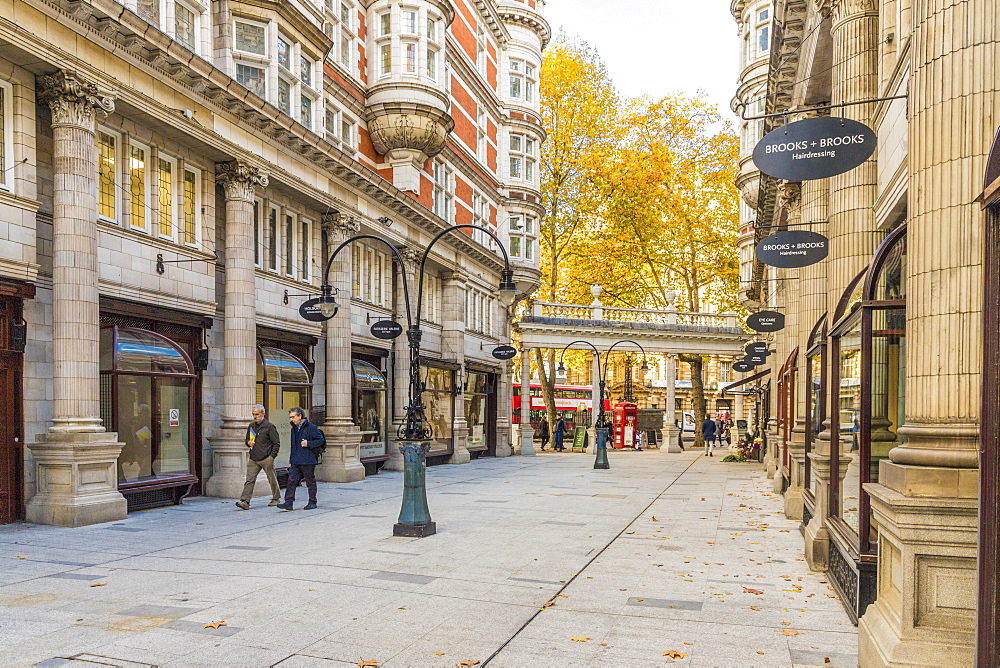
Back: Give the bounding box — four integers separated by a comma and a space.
480, 452, 703, 667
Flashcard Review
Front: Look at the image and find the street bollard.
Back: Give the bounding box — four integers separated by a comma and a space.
594, 427, 610, 469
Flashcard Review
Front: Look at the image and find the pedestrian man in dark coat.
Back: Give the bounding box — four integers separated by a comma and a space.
276, 407, 325, 510
702, 416, 717, 457
554, 415, 568, 451
538, 418, 551, 451
236, 404, 281, 510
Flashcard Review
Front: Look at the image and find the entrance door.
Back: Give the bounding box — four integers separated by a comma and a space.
0, 337, 23, 524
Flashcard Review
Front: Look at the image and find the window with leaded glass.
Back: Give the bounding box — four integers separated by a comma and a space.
98, 130, 118, 221
236, 64, 266, 98
182, 168, 198, 245
157, 156, 175, 239
174, 2, 196, 51
278, 79, 291, 114
129, 143, 149, 231
235, 21, 266, 55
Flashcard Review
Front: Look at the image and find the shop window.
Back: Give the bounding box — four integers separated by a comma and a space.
99, 327, 196, 486
804, 314, 827, 497
465, 371, 492, 451
353, 360, 387, 460
421, 365, 454, 453
256, 346, 312, 469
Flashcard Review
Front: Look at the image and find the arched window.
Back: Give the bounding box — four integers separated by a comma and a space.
256, 346, 312, 469
826, 225, 906, 619
99, 327, 197, 488
804, 314, 827, 504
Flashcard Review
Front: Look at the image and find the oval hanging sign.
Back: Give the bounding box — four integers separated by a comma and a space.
492, 345, 518, 361
733, 361, 755, 374
371, 320, 403, 340
756, 229, 830, 268
747, 311, 785, 332
299, 298, 335, 322
745, 342, 769, 355
753, 116, 877, 181
745, 353, 767, 365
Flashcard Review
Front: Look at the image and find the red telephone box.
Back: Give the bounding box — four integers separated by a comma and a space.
612, 402, 638, 448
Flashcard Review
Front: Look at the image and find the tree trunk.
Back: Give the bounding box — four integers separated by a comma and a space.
535, 348, 557, 439
680, 354, 706, 448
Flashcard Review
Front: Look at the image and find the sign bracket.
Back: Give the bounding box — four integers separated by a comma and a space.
737, 94, 908, 122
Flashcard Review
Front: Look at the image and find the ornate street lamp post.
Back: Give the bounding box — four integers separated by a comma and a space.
556, 340, 649, 469
319, 226, 517, 537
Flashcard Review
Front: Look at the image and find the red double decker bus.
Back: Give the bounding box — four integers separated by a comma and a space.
511, 383, 612, 429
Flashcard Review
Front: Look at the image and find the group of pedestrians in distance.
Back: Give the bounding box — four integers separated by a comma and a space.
538, 415, 569, 451
237, 405, 326, 511
701, 414, 734, 457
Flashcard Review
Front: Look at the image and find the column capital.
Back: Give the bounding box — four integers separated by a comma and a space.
397, 245, 422, 267
37, 70, 115, 130
832, 0, 878, 23
321, 211, 361, 241
215, 160, 269, 201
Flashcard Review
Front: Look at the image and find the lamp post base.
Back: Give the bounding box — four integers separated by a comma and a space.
395, 440, 436, 538
594, 427, 610, 469
393, 521, 437, 537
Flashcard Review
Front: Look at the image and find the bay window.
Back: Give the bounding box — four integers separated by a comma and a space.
132, 0, 207, 55
508, 214, 536, 262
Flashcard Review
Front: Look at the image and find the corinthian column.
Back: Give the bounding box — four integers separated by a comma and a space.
858, 1, 990, 664
205, 160, 268, 498
318, 213, 365, 482
519, 348, 536, 455
26, 71, 126, 527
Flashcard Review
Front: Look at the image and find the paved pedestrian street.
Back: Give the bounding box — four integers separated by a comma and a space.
0, 452, 857, 667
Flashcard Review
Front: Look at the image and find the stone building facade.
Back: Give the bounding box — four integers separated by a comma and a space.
732, 0, 1000, 664
0, 0, 548, 527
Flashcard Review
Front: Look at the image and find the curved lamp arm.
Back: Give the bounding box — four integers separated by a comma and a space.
601, 339, 650, 385
415, 225, 516, 324
323, 234, 414, 328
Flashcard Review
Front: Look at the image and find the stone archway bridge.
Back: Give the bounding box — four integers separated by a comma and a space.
514, 295, 749, 455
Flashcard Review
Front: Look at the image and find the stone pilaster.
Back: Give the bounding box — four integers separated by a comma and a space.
441, 271, 470, 464
386, 246, 421, 471
27, 70, 126, 527
317, 213, 365, 482
858, 0, 990, 664
205, 160, 269, 498
518, 347, 535, 455
495, 359, 514, 457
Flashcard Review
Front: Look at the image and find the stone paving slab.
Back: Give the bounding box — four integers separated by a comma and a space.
0, 451, 857, 667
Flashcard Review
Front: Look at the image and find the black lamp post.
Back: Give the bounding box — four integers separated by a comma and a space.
320, 226, 517, 538
556, 339, 649, 469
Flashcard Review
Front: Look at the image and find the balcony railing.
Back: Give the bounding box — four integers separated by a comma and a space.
528, 301, 740, 329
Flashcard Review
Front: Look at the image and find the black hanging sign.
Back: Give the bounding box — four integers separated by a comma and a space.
371, 320, 403, 340
733, 361, 755, 373
756, 229, 830, 268
752, 116, 877, 181
746, 353, 767, 365
745, 342, 769, 355
299, 298, 335, 322
492, 345, 518, 360
747, 310, 785, 332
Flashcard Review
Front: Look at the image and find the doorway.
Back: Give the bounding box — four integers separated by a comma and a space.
0, 293, 25, 524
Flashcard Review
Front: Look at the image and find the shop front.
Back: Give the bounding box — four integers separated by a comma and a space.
98, 299, 209, 511
352, 357, 389, 473
802, 315, 827, 531
464, 368, 498, 457
421, 361, 455, 461
821, 225, 906, 622
256, 346, 313, 471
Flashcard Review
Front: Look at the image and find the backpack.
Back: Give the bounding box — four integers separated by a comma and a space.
310, 427, 327, 464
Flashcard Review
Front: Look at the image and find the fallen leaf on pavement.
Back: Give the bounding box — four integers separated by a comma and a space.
663, 651, 687, 658
684, 642, 694, 645
651, 516, 659, 521
75, 619, 83, 622
459, 661, 480, 666
15, 556, 26, 559
824, 659, 831, 664
743, 587, 764, 595
750, 606, 762, 610
557, 594, 569, 598
782, 629, 800, 636
781, 621, 790, 625
357, 661, 379, 667
203, 621, 227, 629
757, 651, 765, 655
571, 637, 590, 642
543, 602, 554, 607
434, 652, 445, 656
89, 583, 107, 587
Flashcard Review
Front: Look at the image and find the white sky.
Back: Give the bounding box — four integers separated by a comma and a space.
543, 0, 740, 125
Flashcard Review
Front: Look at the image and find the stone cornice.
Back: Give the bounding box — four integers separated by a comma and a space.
14, 0, 507, 274
473, 0, 511, 47
496, 3, 550, 48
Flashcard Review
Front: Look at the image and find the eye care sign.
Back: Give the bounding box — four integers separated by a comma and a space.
753, 117, 877, 181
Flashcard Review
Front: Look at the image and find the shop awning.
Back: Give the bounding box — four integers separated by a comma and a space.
722, 368, 771, 393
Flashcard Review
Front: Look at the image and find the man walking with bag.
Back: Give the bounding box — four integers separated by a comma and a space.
276, 407, 325, 510
236, 405, 281, 510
